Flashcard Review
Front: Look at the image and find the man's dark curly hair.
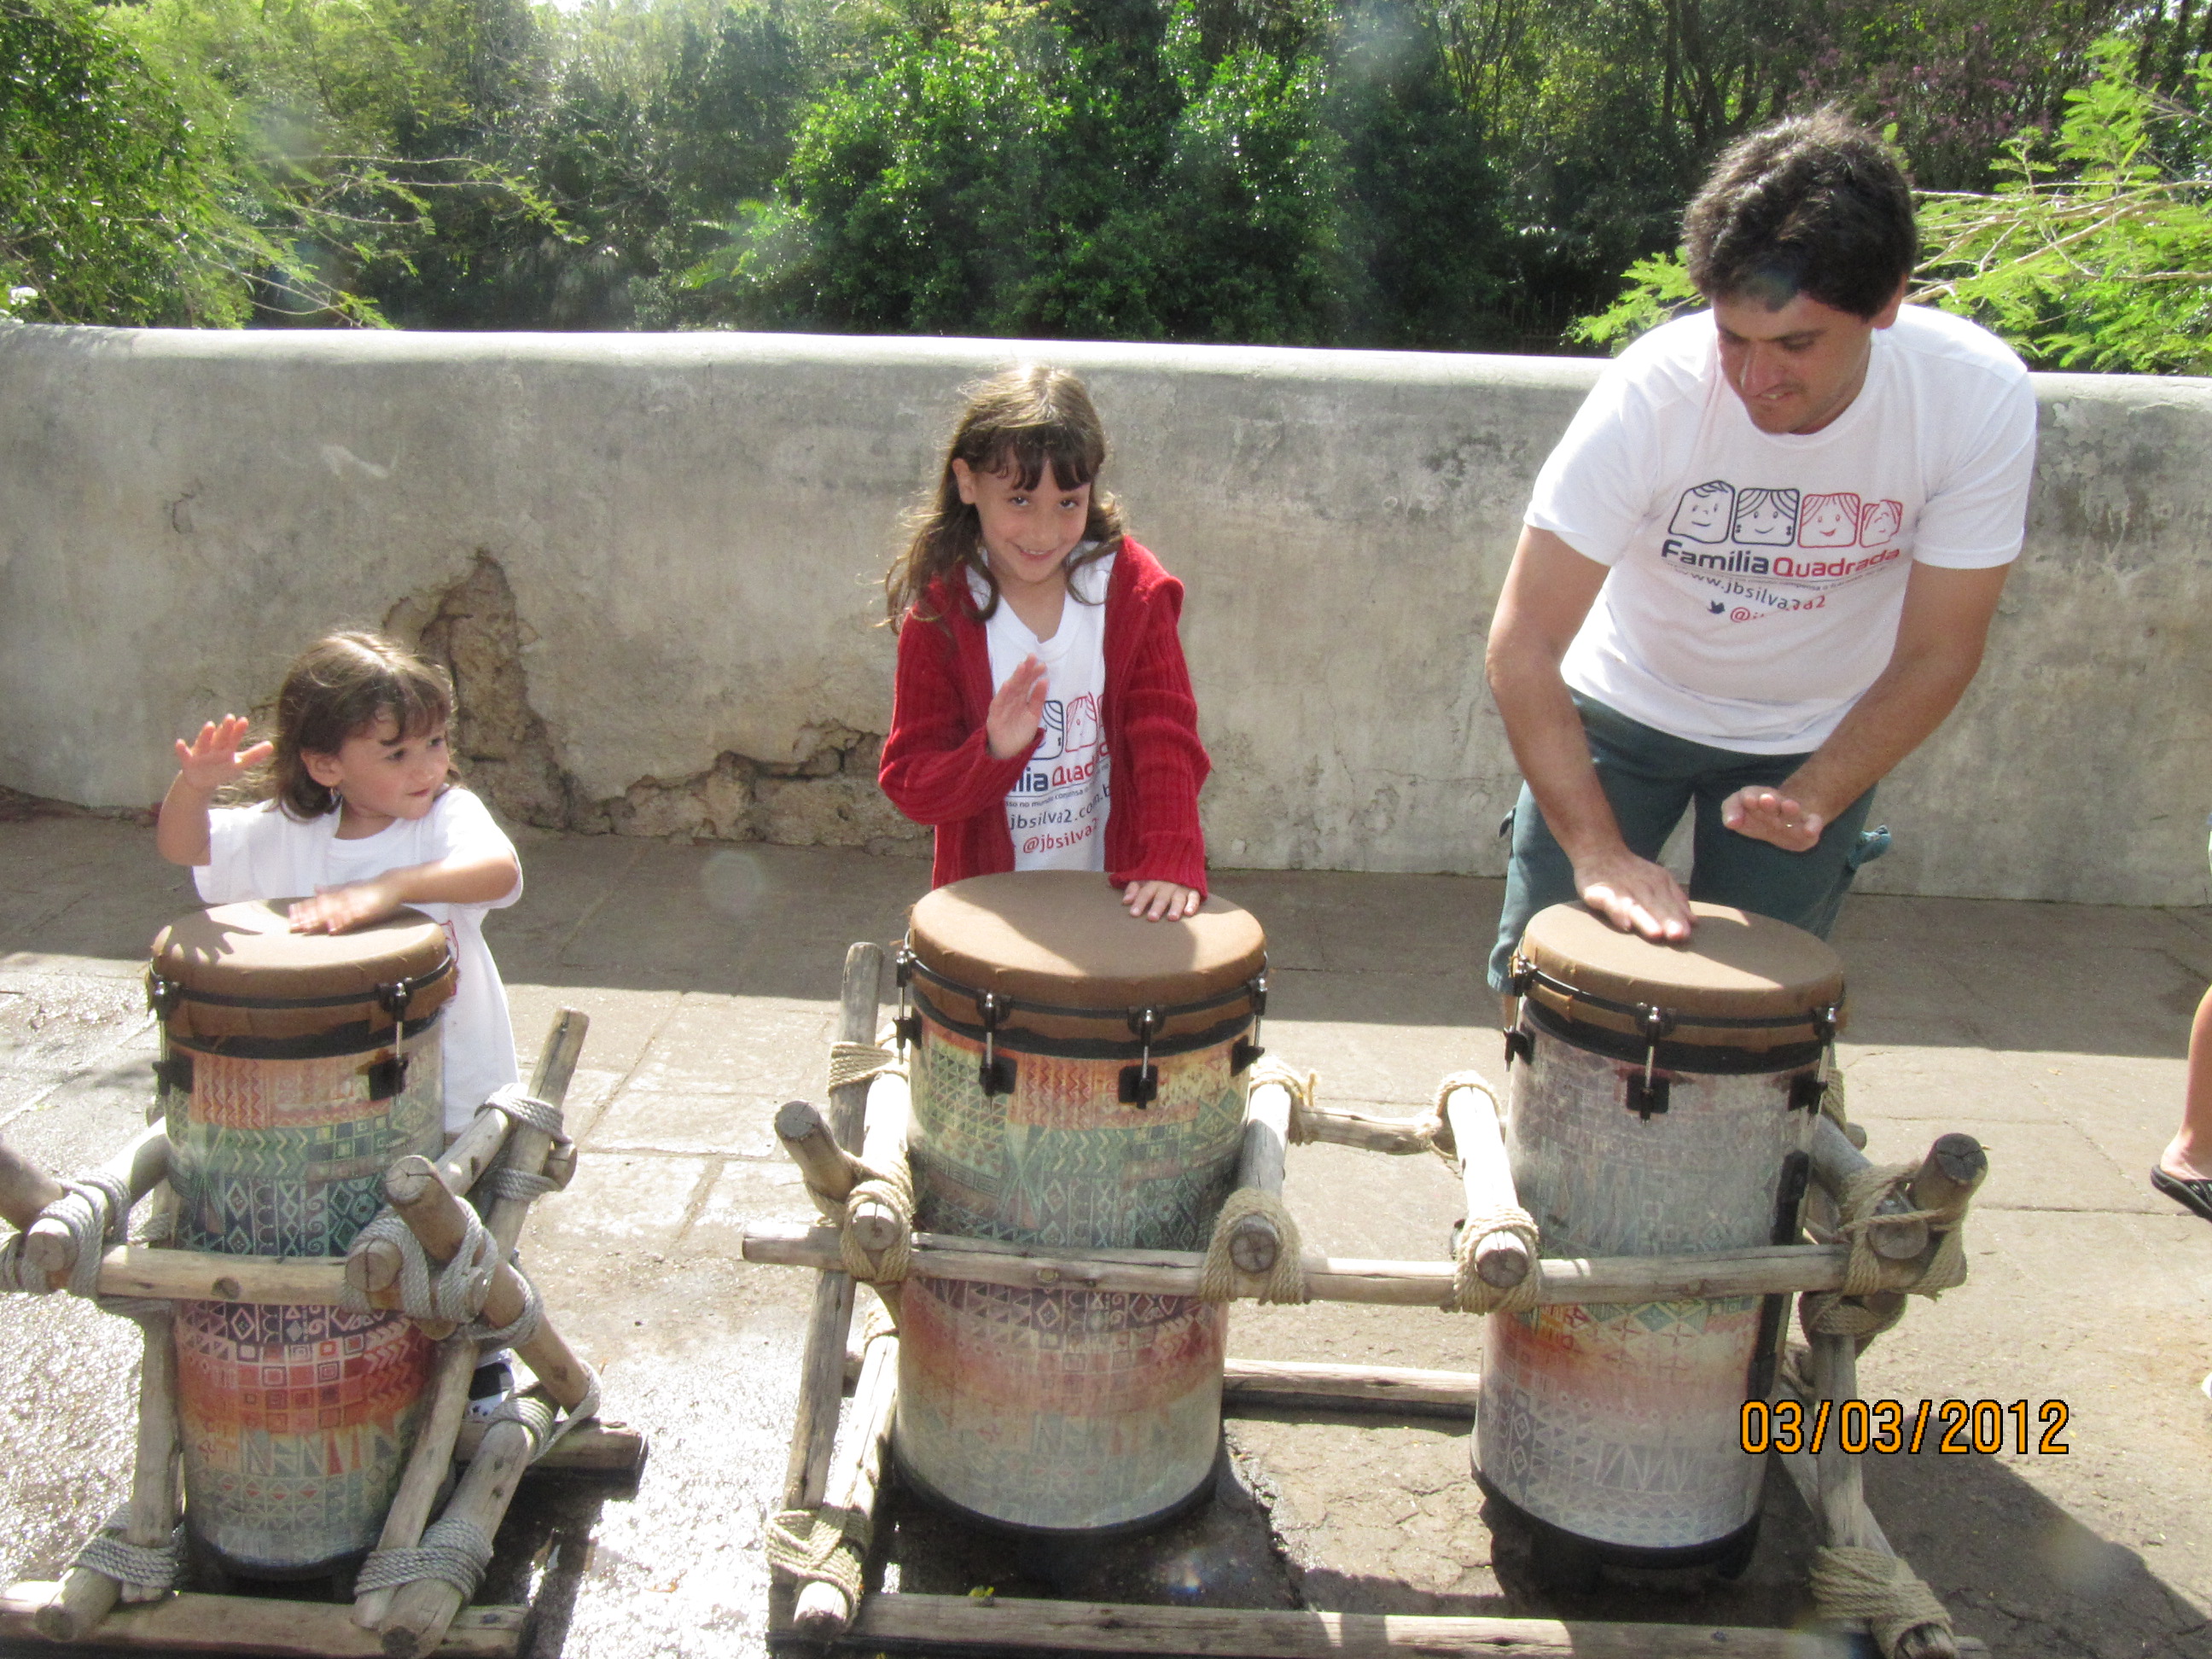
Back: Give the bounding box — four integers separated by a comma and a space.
1684, 109, 1916, 319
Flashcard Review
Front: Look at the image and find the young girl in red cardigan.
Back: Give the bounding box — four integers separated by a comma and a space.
878, 365, 1209, 921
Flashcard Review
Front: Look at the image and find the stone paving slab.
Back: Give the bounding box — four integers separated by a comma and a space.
1, 817, 2209, 1659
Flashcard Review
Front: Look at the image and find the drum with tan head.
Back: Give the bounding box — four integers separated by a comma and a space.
150, 900, 452, 1576
1480, 902, 1843, 1569
894, 871, 1267, 1533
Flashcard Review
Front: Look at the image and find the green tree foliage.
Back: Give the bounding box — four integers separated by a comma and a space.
1571, 37, 2212, 375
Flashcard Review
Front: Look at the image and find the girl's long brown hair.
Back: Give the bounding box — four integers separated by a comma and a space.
265, 632, 456, 820
884, 364, 1128, 626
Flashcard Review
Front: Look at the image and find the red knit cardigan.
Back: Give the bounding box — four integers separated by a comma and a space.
879, 538, 1211, 895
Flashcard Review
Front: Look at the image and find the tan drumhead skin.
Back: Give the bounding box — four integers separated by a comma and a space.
151, 901, 453, 1039
911, 871, 1266, 1009
1519, 902, 1845, 1044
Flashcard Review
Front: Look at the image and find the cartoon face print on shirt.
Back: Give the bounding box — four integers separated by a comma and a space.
1859, 499, 1904, 546
1668, 480, 1736, 544
1798, 492, 1862, 548
1732, 487, 1800, 545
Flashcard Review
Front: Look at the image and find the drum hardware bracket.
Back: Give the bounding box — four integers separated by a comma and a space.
1120, 1007, 1162, 1108
1231, 1038, 1264, 1074
1231, 974, 1268, 1074
1501, 1026, 1533, 1069
145, 972, 183, 1020
1789, 1074, 1827, 1114
364, 1053, 410, 1102
892, 948, 919, 1053
151, 1055, 193, 1097
1625, 1003, 1676, 1119
375, 978, 422, 1026
975, 993, 1015, 1097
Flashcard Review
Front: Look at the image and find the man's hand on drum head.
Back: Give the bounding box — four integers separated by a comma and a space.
1720, 786, 1825, 853
1121, 879, 1202, 923
288, 877, 402, 936
172, 715, 274, 795
1573, 847, 1693, 944
987, 656, 1050, 760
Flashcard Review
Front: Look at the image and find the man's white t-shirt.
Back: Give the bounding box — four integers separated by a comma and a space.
195, 789, 523, 1132
974, 549, 1115, 870
1528, 305, 2038, 753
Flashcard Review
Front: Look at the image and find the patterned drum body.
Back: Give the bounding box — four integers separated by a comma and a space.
152, 901, 452, 1576
1478, 903, 1842, 1560
894, 872, 1266, 1533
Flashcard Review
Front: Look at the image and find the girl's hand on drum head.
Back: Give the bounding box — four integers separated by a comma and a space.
1573, 848, 1692, 944
987, 656, 1049, 760
1122, 880, 1202, 923
172, 715, 274, 795
1720, 786, 1825, 852
288, 877, 401, 936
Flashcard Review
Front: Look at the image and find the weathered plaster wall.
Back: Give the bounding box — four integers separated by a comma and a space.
1, 324, 2206, 905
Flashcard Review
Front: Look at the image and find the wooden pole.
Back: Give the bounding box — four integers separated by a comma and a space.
783, 942, 882, 1511
774, 1099, 869, 1204
848, 1068, 911, 1260
24, 1125, 172, 1284
742, 1222, 1946, 1307
844, 1593, 1970, 1657
1222, 1358, 1478, 1417
356, 1010, 589, 1631
377, 1402, 539, 1656
2, 1586, 527, 1656
1441, 1077, 1528, 1289
789, 1326, 900, 1637
1808, 1332, 1958, 1659
1807, 1118, 1927, 1260
0, 1136, 64, 1231
1909, 1132, 1987, 1216
1285, 1101, 1440, 1156
451, 1417, 644, 1475
34, 1315, 182, 1638
1227, 1075, 1294, 1275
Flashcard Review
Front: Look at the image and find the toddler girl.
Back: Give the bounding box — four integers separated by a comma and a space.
155, 632, 524, 1136
878, 364, 1210, 919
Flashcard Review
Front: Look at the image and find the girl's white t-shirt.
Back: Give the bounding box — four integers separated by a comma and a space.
1528, 304, 2037, 753
194, 788, 523, 1132
972, 549, 1115, 870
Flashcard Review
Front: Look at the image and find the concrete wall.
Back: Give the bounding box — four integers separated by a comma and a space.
2, 323, 2207, 906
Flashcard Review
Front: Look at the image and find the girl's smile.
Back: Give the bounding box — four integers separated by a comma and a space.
304, 716, 451, 837
952, 457, 1093, 612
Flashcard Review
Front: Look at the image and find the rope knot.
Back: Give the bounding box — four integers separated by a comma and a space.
766, 1504, 870, 1601
71, 1511, 183, 1593
1809, 1545, 1953, 1654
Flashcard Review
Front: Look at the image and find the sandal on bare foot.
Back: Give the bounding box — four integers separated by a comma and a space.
2151, 1166, 2212, 1223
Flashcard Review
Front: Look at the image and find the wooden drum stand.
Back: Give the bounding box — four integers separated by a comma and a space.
0, 1010, 645, 1659
747, 942, 1992, 1659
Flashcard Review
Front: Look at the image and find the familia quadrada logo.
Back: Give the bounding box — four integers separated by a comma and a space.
1662, 480, 1905, 586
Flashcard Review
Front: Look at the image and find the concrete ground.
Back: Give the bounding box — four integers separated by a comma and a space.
2, 809, 2209, 1658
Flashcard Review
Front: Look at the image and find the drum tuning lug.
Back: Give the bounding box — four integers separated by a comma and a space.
1624, 1074, 1671, 1120
1231, 1038, 1264, 1074
1507, 957, 1536, 998
146, 970, 183, 1019
1811, 1002, 1840, 1043
1502, 1026, 1534, 1068
152, 1053, 194, 1097
894, 1012, 923, 1050
374, 978, 417, 1025
976, 992, 1011, 1095
1247, 973, 1268, 1020
1119, 1062, 1158, 1108
979, 1055, 1016, 1097
1788, 1074, 1827, 1114
894, 945, 915, 986
364, 1053, 410, 1101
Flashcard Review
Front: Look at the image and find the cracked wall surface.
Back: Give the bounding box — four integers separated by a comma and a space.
388, 552, 923, 853
0, 326, 2207, 903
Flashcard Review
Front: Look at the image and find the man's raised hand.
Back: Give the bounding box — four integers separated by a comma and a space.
1720, 786, 1825, 852
986, 655, 1049, 760
174, 716, 274, 794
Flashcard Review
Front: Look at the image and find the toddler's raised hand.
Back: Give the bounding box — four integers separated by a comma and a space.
174, 716, 273, 794
987, 656, 1049, 760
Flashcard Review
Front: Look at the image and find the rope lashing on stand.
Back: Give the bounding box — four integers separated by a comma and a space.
1801, 1163, 1972, 1343
476, 1085, 575, 1202
765, 1307, 894, 1599
69, 1510, 184, 1595
1201, 1058, 1312, 1305
1809, 1544, 1954, 1656
0, 1172, 135, 1297
1435, 1073, 1542, 1318
354, 1516, 498, 1601
810, 1040, 916, 1284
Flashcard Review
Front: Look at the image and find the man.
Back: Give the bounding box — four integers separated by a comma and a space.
1485, 109, 2037, 992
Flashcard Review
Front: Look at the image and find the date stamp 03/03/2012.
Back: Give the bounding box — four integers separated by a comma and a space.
1741, 1399, 2071, 1457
